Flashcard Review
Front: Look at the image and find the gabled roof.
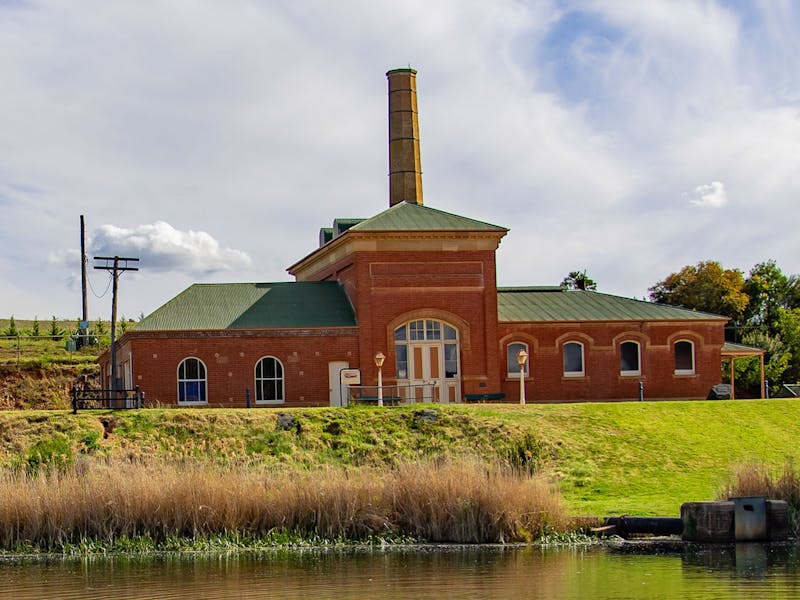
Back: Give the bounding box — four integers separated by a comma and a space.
497, 287, 728, 322
135, 282, 357, 331
292, 201, 508, 276
347, 201, 507, 234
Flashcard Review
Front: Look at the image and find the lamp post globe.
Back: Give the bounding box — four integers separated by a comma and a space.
374, 352, 386, 407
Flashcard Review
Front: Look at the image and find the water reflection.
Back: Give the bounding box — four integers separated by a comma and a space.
1, 544, 799, 599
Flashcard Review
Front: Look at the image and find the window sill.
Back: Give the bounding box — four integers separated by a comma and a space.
255, 400, 285, 405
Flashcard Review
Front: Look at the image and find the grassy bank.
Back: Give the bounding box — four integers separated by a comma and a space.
1, 400, 798, 519
0, 317, 101, 410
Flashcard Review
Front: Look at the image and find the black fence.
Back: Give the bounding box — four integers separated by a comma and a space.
71, 386, 145, 413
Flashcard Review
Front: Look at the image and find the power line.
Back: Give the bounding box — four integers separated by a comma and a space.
88, 270, 113, 299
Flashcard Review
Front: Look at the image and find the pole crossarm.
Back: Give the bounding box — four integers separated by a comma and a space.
93, 256, 140, 272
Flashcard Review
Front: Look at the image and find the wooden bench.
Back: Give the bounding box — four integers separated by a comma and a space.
464, 392, 506, 403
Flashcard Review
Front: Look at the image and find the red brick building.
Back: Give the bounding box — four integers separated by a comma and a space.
102, 68, 731, 407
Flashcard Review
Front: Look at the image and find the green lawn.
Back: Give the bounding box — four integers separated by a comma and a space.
461, 401, 799, 516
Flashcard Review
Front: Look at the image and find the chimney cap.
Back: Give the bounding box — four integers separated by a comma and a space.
386, 67, 417, 76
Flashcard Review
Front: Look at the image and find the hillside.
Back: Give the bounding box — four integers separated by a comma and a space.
0, 317, 103, 409
1, 400, 797, 516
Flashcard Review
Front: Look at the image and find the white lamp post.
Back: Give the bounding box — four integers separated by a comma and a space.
517, 349, 528, 405
374, 351, 386, 407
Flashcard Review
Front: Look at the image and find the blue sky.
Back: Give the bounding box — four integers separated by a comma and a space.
1, 0, 798, 320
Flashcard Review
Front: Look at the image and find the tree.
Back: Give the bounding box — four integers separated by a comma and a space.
743, 260, 790, 329
775, 307, 800, 383
3, 316, 18, 337
28, 316, 40, 337
49, 316, 64, 341
733, 330, 791, 396
648, 261, 749, 321
786, 275, 800, 310
92, 319, 108, 341
561, 270, 597, 291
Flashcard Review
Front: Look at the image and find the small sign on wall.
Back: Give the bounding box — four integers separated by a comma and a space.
340, 368, 361, 385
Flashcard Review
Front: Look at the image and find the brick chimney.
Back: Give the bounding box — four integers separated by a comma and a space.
387, 68, 423, 206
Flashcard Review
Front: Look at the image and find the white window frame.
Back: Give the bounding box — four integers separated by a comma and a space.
620, 341, 641, 376
177, 357, 208, 405
506, 341, 530, 378
254, 356, 285, 404
674, 340, 696, 375
562, 341, 585, 377
394, 320, 459, 380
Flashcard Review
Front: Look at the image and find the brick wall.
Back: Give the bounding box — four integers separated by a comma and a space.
117, 329, 359, 408
112, 236, 727, 406
497, 320, 725, 402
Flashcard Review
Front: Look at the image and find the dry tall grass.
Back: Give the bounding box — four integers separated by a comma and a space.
0, 458, 567, 550
721, 461, 800, 536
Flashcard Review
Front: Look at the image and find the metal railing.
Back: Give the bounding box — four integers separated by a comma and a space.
71, 386, 145, 413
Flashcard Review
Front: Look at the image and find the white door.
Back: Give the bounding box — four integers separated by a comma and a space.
409, 344, 443, 403
123, 360, 132, 389
328, 361, 349, 407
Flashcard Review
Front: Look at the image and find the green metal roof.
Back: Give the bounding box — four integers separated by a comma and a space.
333, 218, 366, 236
318, 227, 333, 246
135, 282, 357, 331
497, 288, 728, 322
347, 201, 507, 233
721, 342, 764, 355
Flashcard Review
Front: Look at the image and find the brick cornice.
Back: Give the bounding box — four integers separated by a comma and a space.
288, 230, 505, 281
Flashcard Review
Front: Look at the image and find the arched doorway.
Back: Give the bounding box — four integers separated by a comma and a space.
394, 319, 460, 403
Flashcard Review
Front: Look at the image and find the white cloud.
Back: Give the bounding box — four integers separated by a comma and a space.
89, 222, 251, 275
0, 1, 799, 317
686, 181, 728, 208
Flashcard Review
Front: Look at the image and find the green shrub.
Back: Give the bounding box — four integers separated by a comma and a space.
25, 433, 74, 473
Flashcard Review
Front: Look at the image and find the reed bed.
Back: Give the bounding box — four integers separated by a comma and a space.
0, 457, 567, 551
721, 461, 800, 536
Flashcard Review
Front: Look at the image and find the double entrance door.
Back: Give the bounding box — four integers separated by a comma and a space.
407, 342, 460, 404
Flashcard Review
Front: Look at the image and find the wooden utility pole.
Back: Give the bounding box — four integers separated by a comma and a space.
80, 216, 89, 345
93, 256, 139, 392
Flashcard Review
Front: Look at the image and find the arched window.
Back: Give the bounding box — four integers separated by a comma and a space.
394, 320, 459, 380
674, 340, 695, 375
563, 342, 584, 377
507, 342, 529, 377
620, 341, 641, 376
255, 356, 284, 404
178, 357, 207, 404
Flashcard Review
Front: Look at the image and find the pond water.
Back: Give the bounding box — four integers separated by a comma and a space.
1, 544, 799, 599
